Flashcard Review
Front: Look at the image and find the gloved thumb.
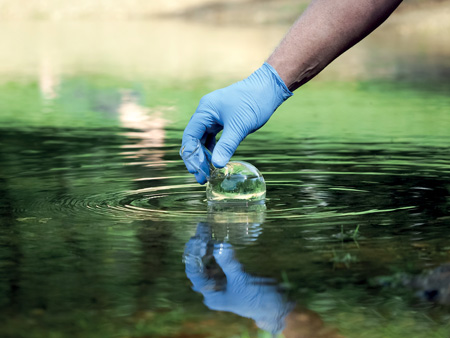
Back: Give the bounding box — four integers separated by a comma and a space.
211, 128, 244, 168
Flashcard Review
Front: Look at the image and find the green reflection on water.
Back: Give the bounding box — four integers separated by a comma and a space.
0, 73, 449, 337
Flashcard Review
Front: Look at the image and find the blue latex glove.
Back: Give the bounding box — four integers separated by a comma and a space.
184, 223, 294, 334
181, 62, 293, 184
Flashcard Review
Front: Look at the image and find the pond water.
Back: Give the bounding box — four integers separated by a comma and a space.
0, 20, 450, 338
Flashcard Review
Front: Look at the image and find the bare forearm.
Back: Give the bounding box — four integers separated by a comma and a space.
267, 0, 402, 91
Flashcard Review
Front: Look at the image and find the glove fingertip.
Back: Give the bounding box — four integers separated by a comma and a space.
211, 154, 229, 168
194, 172, 208, 185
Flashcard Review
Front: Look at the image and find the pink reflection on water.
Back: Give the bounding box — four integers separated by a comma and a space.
118, 90, 170, 167
39, 56, 60, 101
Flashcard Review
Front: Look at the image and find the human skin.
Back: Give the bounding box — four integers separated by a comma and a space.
267, 0, 403, 91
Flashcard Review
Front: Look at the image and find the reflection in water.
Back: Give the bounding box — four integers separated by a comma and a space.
405, 263, 450, 306
38, 55, 60, 101
183, 205, 342, 337
118, 89, 169, 165
183, 204, 294, 334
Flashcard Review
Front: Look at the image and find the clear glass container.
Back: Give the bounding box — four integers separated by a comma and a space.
180, 138, 266, 204
206, 161, 266, 204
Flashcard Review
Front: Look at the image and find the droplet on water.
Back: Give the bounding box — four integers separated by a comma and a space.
206, 161, 266, 204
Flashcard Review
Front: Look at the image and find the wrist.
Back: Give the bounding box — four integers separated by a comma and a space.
261, 62, 293, 100
265, 56, 296, 89
239, 62, 293, 128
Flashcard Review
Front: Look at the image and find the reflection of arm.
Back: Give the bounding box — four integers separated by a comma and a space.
267, 0, 403, 91
185, 240, 294, 334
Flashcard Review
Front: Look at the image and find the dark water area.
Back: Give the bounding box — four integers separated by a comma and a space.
0, 73, 450, 338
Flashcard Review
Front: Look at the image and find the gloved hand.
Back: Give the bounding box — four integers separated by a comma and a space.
181, 62, 293, 184
184, 223, 294, 334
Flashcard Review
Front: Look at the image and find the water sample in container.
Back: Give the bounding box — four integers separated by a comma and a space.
206, 161, 266, 204
180, 138, 266, 204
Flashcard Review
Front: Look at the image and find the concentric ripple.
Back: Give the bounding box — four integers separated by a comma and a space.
4, 128, 449, 227
46, 182, 209, 221
39, 173, 420, 223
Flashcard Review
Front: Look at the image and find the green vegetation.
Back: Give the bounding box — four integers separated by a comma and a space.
207, 162, 266, 202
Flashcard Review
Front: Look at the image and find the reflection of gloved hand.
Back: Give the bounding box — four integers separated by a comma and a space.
181, 63, 292, 184
184, 235, 294, 334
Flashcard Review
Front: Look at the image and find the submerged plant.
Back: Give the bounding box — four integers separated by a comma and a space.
330, 249, 359, 269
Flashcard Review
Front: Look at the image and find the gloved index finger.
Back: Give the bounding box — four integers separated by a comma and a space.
213, 243, 244, 279
182, 112, 211, 144
211, 127, 244, 168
